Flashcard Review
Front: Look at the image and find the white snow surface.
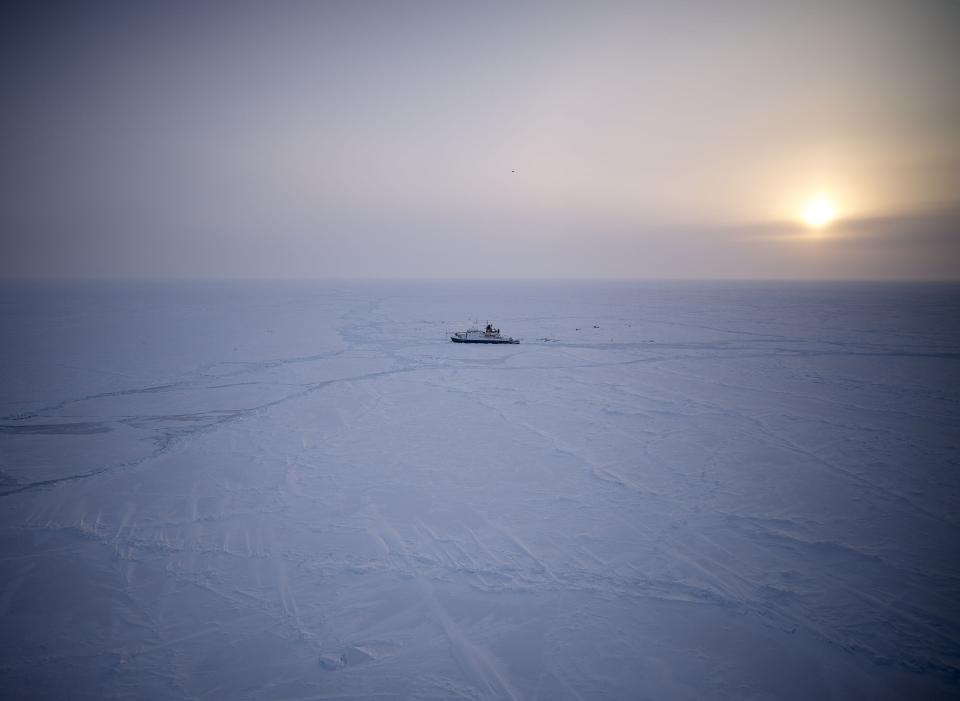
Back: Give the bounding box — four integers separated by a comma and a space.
1, 280, 958, 700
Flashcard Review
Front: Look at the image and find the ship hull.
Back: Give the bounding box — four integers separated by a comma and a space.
451, 336, 518, 344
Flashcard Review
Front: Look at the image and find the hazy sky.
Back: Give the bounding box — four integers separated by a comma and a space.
2, 0, 958, 279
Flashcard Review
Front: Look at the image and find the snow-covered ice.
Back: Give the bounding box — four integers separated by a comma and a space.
1, 280, 958, 699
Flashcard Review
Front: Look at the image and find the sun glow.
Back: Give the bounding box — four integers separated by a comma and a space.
802, 196, 836, 228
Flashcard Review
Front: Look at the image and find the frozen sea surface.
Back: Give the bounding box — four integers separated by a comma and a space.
1, 280, 959, 700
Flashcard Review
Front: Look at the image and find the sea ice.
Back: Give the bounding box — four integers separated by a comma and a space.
1, 280, 958, 699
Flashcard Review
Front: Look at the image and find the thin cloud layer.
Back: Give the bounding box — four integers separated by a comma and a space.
1, 1, 958, 279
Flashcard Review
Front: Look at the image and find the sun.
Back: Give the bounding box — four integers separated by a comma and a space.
802, 196, 836, 228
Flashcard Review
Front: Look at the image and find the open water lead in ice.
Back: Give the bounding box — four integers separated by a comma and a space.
450, 323, 519, 344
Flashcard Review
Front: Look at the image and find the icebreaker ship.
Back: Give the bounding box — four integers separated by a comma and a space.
451, 323, 518, 344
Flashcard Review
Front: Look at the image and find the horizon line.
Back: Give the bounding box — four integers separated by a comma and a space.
2, 275, 959, 284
